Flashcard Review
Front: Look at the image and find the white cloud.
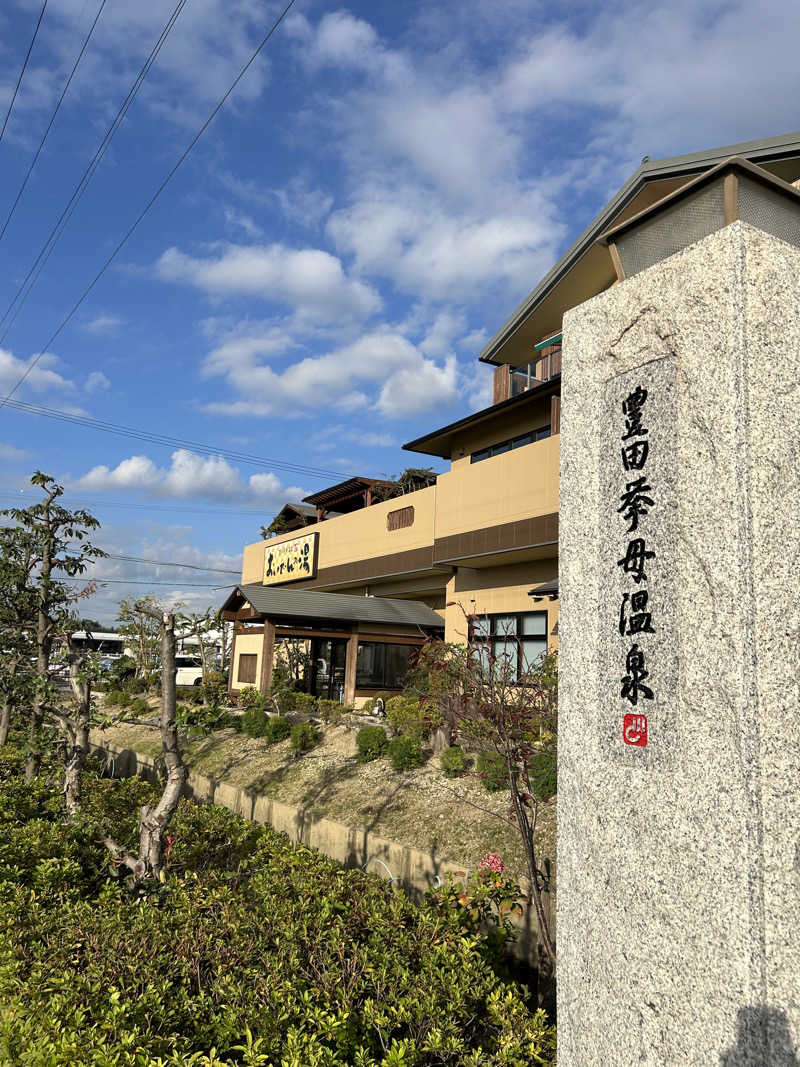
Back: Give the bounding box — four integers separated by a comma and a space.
70, 448, 306, 505
83, 315, 123, 336
201, 326, 460, 419
0, 442, 31, 461
0, 348, 75, 394
156, 242, 381, 323
85, 371, 111, 393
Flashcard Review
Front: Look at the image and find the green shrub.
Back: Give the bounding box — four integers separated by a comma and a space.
477, 751, 508, 792
386, 695, 428, 740
177, 685, 204, 706
0, 758, 556, 1066
241, 704, 269, 738
317, 698, 344, 724
292, 691, 316, 715
237, 685, 261, 709
356, 724, 388, 763
440, 744, 467, 778
203, 671, 228, 712
388, 735, 424, 771
265, 715, 292, 744
528, 748, 557, 800
359, 697, 375, 715
290, 722, 320, 753
123, 675, 146, 695
104, 689, 123, 706
129, 697, 150, 717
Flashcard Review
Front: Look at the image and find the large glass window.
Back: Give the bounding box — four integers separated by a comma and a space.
469, 612, 548, 681
356, 642, 417, 690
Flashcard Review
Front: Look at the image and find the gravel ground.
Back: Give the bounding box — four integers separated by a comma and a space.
96, 706, 556, 884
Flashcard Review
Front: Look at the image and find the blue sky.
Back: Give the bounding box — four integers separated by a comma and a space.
0, 0, 798, 623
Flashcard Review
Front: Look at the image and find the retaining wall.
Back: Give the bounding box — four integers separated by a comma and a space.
89, 735, 555, 969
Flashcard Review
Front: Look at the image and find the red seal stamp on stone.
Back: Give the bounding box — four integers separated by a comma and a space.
623, 713, 648, 747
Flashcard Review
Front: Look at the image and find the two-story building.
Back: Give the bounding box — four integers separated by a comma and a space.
222, 130, 800, 704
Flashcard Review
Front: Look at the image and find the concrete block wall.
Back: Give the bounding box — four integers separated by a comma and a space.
89, 736, 553, 969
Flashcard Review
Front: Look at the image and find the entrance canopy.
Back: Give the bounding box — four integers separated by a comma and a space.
221, 583, 445, 629
221, 584, 444, 703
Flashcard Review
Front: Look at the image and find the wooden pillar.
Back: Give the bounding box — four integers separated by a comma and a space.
343, 630, 358, 705
551, 394, 561, 435
227, 630, 237, 697
259, 620, 275, 695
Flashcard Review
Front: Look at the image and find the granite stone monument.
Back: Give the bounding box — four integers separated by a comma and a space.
558, 213, 800, 1065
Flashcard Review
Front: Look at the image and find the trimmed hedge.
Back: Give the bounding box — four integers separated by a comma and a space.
477, 751, 508, 792
386, 695, 429, 740
0, 747, 556, 1066
265, 715, 291, 744
387, 735, 425, 772
440, 744, 467, 778
290, 721, 320, 753
356, 725, 388, 763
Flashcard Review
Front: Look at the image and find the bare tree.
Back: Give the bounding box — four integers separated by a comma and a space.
104, 605, 188, 881
410, 617, 558, 972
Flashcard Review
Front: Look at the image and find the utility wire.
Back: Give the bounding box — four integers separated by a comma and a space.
0, 0, 297, 407
0, 0, 109, 244
0, 488, 272, 518
0, 0, 190, 342
104, 552, 240, 574
61, 576, 228, 587
0, 0, 49, 144
0, 398, 349, 480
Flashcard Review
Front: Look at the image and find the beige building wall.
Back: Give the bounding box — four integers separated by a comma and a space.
242, 485, 437, 584
449, 405, 553, 467
435, 435, 559, 539
230, 632, 263, 691
444, 559, 559, 649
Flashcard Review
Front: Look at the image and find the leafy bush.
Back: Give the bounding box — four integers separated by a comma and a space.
387, 735, 424, 771
237, 685, 262, 709
290, 722, 320, 753
202, 671, 228, 712
386, 695, 429, 740
317, 698, 344, 725
440, 744, 467, 778
177, 685, 204, 706
241, 704, 269, 738
291, 691, 316, 715
0, 756, 556, 1065
123, 675, 146, 695
356, 724, 388, 763
359, 697, 375, 715
265, 715, 291, 744
129, 697, 150, 717
528, 748, 557, 800
477, 751, 508, 792
105, 689, 131, 708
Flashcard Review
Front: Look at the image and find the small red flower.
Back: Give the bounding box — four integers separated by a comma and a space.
478, 852, 504, 875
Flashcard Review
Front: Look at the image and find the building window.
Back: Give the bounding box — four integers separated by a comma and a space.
387, 505, 414, 531
356, 642, 417, 690
470, 427, 550, 464
237, 653, 257, 684
470, 612, 548, 680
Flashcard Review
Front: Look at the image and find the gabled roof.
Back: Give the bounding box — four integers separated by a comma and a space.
279, 502, 316, 519
220, 584, 445, 630
480, 130, 800, 367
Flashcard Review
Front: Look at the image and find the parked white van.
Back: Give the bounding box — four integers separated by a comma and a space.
175, 655, 204, 687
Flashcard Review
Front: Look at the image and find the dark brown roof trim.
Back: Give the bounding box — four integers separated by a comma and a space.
403, 376, 560, 458
478, 130, 800, 365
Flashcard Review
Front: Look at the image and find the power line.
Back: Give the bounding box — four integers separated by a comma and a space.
62, 575, 229, 588
0, 398, 349, 480
0, 0, 190, 343
0, 0, 298, 405
0, 0, 109, 244
104, 552, 239, 574
0, 488, 271, 518
0, 0, 49, 144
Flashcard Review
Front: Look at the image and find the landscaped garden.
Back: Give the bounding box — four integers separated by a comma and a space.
0, 742, 556, 1066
